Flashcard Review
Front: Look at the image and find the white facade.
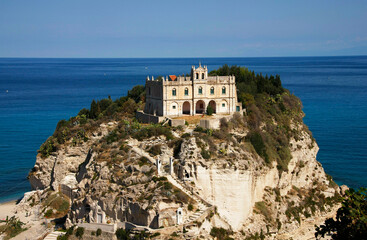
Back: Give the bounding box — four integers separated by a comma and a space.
144, 64, 241, 117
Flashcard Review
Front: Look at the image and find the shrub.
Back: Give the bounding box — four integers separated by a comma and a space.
133, 125, 173, 141
246, 131, 269, 163
220, 118, 229, 130
75, 227, 84, 239
138, 156, 149, 167
181, 133, 191, 138
188, 204, 193, 211
115, 228, 130, 240
210, 227, 233, 240
201, 149, 210, 159
206, 105, 214, 115
96, 228, 102, 236
194, 126, 205, 133
315, 188, 367, 239
0, 216, 26, 239
148, 144, 162, 156
66, 226, 74, 235
38, 137, 56, 158
44, 209, 53, 218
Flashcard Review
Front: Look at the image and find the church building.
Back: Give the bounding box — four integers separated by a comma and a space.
144, 64, 241, 117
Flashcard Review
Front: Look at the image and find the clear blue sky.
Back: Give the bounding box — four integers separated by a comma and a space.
1, 0, 367, 58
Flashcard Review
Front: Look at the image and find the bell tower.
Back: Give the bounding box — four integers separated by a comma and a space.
191, 62, 208, 80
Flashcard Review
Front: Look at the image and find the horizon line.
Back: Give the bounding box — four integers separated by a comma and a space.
0, 54, 367, 59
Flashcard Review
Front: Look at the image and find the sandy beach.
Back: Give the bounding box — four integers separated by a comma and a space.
0, 200, 17, 221
0, 198, 50, 240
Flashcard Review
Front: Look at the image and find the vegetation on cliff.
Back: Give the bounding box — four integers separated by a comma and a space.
38, 85, 145, 158
0, 216, 27, 240
316, 188, 367, 239
210, 65, 311, 172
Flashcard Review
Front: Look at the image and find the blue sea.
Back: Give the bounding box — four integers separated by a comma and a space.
0, 57, 366, 203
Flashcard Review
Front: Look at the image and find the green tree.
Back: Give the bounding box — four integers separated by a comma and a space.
78, 108, 90, 118
127, 85, 145, 103
121, 98, 138, 116
90, 100, 100, 119
206, 105, 214, 115
315, 188, 367, 239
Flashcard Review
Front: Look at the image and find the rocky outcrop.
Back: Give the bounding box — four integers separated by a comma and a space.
177, 128, 339, 235
28, 117, 340, 239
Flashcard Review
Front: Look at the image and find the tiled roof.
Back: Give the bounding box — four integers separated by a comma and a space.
169, 75, 177, 81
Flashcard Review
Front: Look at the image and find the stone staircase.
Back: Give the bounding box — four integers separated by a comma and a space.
129, 142, 213, 227
43, 231, 65, 240
165, 175, 212, 225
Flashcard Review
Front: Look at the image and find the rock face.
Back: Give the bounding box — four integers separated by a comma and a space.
181, 130, 337, 233
28, 117, 340, 239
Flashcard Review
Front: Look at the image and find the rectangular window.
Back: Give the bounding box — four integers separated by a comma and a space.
236, 106, 240, 112
222, 87, 226, 94
172, 89, 176, 96
198, 87, 202, 95
185, 88, 189, 96
210, 88, 214, 95
222, 103, 225, 107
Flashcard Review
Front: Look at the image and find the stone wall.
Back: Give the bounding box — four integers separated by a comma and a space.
77, 222, 117, 233
169, 119, 185, 127
136, 111, 165, 124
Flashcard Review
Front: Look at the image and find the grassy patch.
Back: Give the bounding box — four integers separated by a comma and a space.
255, 201, 272, 222
43, 191, 70, 218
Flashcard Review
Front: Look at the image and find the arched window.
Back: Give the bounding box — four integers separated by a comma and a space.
222, 86, 226, 94
172, 88, 176, 96
196, 73, 199, 79
210, 87, 214, 95
198, 86, 203, 95
202, 73, 205, 79
184, 88, 189, 96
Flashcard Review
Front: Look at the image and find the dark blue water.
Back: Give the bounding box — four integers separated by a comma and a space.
0, 57, 366, 202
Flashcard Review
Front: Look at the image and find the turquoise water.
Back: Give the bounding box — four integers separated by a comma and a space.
0, 57, 366, 202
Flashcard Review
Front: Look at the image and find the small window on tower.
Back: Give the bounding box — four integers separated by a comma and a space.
172, 88, 176, 96
222, 103, 225, 107
202, 73, 205, 79
173, 105, 176, 109
196, 73, 199, 79
198, 87, 203, 95
222, 87, 226, 94
210, 87, 214, 95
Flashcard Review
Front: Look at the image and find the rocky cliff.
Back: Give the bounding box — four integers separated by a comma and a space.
27, 111, 340, 239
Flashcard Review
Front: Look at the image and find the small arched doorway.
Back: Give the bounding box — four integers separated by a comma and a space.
196, 100, 205, 114
182, 101, 190, 115
208, 100, 216, 113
